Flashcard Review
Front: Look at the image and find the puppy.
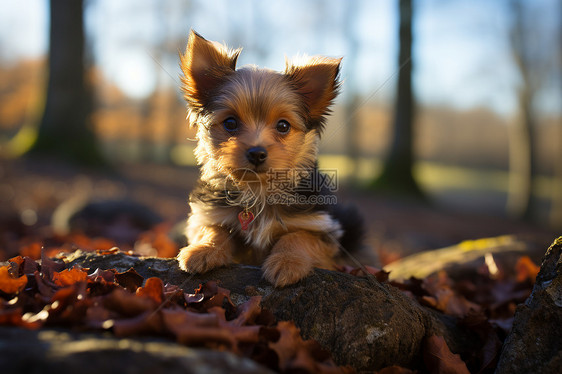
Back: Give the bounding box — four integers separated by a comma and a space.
177, 31, 363, 287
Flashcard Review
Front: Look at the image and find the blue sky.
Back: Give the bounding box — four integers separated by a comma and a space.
0, 0, 560, 117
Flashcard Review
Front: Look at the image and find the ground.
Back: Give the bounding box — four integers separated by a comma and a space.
0, 157, 556, 264
0, 157, 559, 373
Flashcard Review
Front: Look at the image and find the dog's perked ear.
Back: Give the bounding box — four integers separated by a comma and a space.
180, 30, 241, 111
285, 56, 342, 132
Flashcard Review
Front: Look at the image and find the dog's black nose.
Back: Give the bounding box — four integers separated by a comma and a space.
246, 146, 268, 166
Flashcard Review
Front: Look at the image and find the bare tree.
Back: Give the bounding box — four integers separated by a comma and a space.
343, 0, 361, 184
30, 0, 105, 166
371, 0, 423, 197
550, 6, 562, 229
506, 0, 540, 220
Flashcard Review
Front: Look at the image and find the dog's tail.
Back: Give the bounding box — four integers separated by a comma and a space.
331, 204, 366, 254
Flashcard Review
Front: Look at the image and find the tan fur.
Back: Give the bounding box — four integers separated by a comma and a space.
177, 225, 233, 274
177, 31, 343, 287
263, 230, 339, 287
285, 56, 342, 129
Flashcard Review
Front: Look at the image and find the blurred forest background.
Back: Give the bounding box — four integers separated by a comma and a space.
0, 0, 560, 262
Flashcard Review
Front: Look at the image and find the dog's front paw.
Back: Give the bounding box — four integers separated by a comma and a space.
262, 251, 312, 287
177, 243, 232, 274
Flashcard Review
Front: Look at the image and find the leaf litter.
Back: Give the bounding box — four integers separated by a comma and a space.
0, 230, 541, 374
0, 249, 352, 374
339, 254, 540, 373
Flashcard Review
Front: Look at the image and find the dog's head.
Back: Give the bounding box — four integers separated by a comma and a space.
180, 31, 341, 186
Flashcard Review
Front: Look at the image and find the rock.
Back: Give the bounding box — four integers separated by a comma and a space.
383, 235, 527, 281
65, 250, 476, 371
0, 327, 273, 374
495, 236, 562, 374
52, 198, 163, 245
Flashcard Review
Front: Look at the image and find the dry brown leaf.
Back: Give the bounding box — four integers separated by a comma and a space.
269, 320, 301, 370
103, 288, 156, 316
112, 310, 163, 337
515, 256, 540, 283
114, 267, 144, 292
52, 266, 88, 287
423, 335, 469, 374
230, 295, 262, 327
377, 366, 416, 374
136, 223, 179, 258
40, 251, 66, 281
0, 266, 27, 294
421, 272, 481, 317
136, 277, 164, 304
19, 242, 42, 260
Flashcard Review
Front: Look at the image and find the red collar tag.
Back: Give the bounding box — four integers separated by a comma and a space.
238, 210, 254, 230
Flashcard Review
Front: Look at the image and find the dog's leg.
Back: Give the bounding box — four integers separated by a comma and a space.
262, 231, 339, 287
177, 225, 233, 273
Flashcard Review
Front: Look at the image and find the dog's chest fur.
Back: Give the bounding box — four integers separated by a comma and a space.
239, 205, 343, 249
188, 196, 342, 251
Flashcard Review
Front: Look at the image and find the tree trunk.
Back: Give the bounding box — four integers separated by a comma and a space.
343, 0, 360, 184
506, 0, 538, 221
550, 123, 562, 229
30, 0, 105, 166
371, 0, 423, 197
507, 89, 537, 220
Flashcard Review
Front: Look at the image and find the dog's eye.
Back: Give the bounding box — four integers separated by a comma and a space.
223, 117, 239, 132
276, 120, 290, 134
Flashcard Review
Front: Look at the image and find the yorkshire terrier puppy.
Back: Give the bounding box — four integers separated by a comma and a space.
177, 31, 363, 287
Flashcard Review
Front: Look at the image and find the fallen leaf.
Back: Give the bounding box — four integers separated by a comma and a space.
175, 325, 236, 348
421, 272, 481, 317
0, 308, 41, 329
40, 250, 65, 281
515, 256, 539, 283
185, 292, 205, 304
112, 310, 164, 337
103, 288, 155, 316
192, 281, 236, 313
161, 308, 220, 331
88, 268, 116, 284
231, 296, 262, 327
21, 256, 39, 275
336, 265, 390, 282
19, 242, 42, 260
136, 223, 178, 258
47, 282, 90, 325
0, 266, 28, 294
68, 234, 117, 252
34, 271, 55, 299
8, 255, 24, 267
376, 366, 416, 374
162, 283, 186, 306
52, 266, 88, 287
115, 267, 144, 292
459, 313, 502, 372
136, 277, 164, 304
269, 321, 300, 370
423, 335, 470, 374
